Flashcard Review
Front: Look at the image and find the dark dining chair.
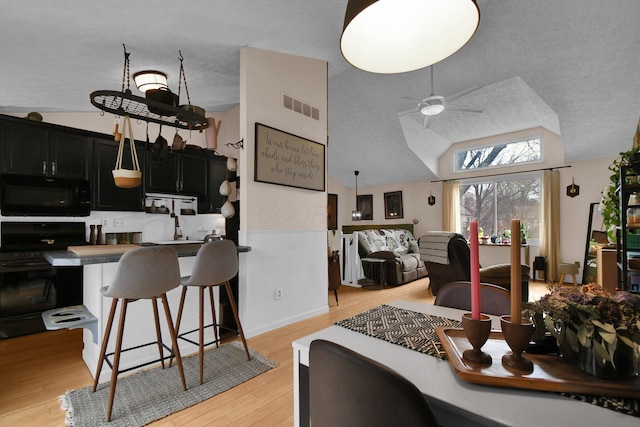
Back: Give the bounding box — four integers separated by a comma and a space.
434, 280, 512, 316
309, 339, 439, 427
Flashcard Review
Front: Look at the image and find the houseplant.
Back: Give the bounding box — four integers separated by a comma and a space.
523, 284, 640, 379
601, 116, 640, 241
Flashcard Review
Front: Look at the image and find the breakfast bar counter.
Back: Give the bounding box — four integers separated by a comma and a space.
44, 241, 251, 382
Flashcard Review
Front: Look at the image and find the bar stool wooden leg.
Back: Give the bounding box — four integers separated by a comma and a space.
208, 285, 220, 348
199, 286, 205, 384
93, 298, 118, 391
151, 298, 165, 369
160, 293, 187, 391
107, 299, 128, 422
224, 281, 250, 360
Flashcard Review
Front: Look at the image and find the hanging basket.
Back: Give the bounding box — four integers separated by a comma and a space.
112, 115, 142, 188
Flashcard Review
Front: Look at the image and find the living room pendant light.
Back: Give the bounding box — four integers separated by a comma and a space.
340, 0, 480, 74
352, 170, 362, 221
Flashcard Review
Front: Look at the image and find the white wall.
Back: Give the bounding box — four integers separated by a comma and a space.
237, 47, 329, 337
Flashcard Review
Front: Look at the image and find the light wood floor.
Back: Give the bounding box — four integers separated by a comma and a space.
0, 279, 549, 426
0, 278, 434, 426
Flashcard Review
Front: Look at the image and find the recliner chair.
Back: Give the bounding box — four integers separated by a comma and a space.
419, 232, 530, 301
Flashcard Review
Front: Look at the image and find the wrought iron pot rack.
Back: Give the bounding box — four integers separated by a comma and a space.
90, 45, 208, 131
90, 89, 208, 131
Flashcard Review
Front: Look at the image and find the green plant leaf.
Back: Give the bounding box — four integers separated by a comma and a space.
592, 319, 616, 334
593, 339, 612, 363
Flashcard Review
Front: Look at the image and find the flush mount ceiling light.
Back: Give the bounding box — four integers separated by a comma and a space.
340, 0, 480, 74
133, 70, 168, 93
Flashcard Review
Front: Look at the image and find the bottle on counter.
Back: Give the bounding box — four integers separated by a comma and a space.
96, 225, 103, 245
90, 224, 96, 245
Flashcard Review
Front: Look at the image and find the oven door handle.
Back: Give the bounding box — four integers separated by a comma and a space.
1, 261, 52, 269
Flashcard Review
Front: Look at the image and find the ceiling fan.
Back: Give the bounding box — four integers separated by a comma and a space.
399, 66, 483, 129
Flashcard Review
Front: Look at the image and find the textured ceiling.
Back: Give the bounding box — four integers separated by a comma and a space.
1, 0, 639, 188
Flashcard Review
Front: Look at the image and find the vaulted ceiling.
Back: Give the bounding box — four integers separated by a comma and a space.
1, 0, 639, 187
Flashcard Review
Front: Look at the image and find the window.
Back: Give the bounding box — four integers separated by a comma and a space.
458, 173, 541, 245
453, 137, 542, 173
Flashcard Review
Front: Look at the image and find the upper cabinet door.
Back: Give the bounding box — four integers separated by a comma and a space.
1, 121, 50, 175
0, 120, 90, 179
92, 138, 144, 211
146, 153, 179, 193
49, 130, 90, 179
179, 153, 208, 196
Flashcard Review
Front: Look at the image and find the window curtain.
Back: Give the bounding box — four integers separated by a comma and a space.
442, 180, 460, 232
539, 170, 560, 281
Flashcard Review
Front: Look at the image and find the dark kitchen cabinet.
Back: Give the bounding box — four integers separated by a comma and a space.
146, 151, 208, 208
92, 138, 145, 211
0, 120, 90, 179
207, 155, 228, 214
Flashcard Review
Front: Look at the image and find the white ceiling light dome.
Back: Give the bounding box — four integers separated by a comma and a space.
340, 0, 480, 74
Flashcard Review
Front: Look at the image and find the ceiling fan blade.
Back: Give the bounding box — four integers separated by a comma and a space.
446, 104, 483, 114
444, 86, 480, 103
400, 96, 422, 102
398, 108, 418, 116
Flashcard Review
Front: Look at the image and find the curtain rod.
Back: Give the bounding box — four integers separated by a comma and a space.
430, 165, 571, 183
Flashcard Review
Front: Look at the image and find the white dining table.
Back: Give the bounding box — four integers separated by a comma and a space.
292, 300, 638, 427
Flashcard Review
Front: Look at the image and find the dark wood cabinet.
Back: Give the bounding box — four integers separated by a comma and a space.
92, 138, 144, 211
0, 120, 89, 179
207, 155, 228, 214
146, 151, 209, 211
0, 113, 227, 215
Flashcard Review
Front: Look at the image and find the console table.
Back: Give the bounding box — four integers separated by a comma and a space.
292, 301, 637, 427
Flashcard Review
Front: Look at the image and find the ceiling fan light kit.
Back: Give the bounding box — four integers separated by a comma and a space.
340, 0, 480, 74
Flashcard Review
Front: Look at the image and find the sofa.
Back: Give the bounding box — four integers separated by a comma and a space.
419, 231, 530, 301
355, 228, 427, 286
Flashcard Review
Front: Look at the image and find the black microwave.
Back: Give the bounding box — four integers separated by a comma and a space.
0, 174, 91, 216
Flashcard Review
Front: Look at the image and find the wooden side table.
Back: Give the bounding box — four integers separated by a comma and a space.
596, 247, 617, 292
360, 258, 386, 290
328, 251, 341, 304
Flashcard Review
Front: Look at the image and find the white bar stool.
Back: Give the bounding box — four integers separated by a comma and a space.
175, 239, 250, 385
92, 246, 187, 422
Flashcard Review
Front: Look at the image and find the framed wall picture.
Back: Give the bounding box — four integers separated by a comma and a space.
328, 193, 338, 230
357, 194, 373, 220
384, 191, 404, 219
254, 122, 325, 191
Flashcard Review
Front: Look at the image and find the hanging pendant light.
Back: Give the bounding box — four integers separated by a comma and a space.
352, 170, 362, 221
221, 200, 236, 218
340, 0, 480, 74
219, 180, 231, 196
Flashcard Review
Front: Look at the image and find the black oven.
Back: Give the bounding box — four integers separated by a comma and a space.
0, 222, 86, 339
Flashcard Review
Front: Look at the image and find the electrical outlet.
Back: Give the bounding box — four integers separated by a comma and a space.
114, 218, 124, 227
101, 219, 109, 227
274, 288, 283, 300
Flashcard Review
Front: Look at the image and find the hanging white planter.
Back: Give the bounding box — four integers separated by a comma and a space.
219, 180, 231, 196
221, 200, 235, 218
226, 157, 237, 172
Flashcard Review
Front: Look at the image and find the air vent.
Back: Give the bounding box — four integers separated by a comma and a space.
283, 94, 319, 120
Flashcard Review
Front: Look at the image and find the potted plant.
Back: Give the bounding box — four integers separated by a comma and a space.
523, 284, 640, 379
601, 117, 640, 240
600, 147, 640, 241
